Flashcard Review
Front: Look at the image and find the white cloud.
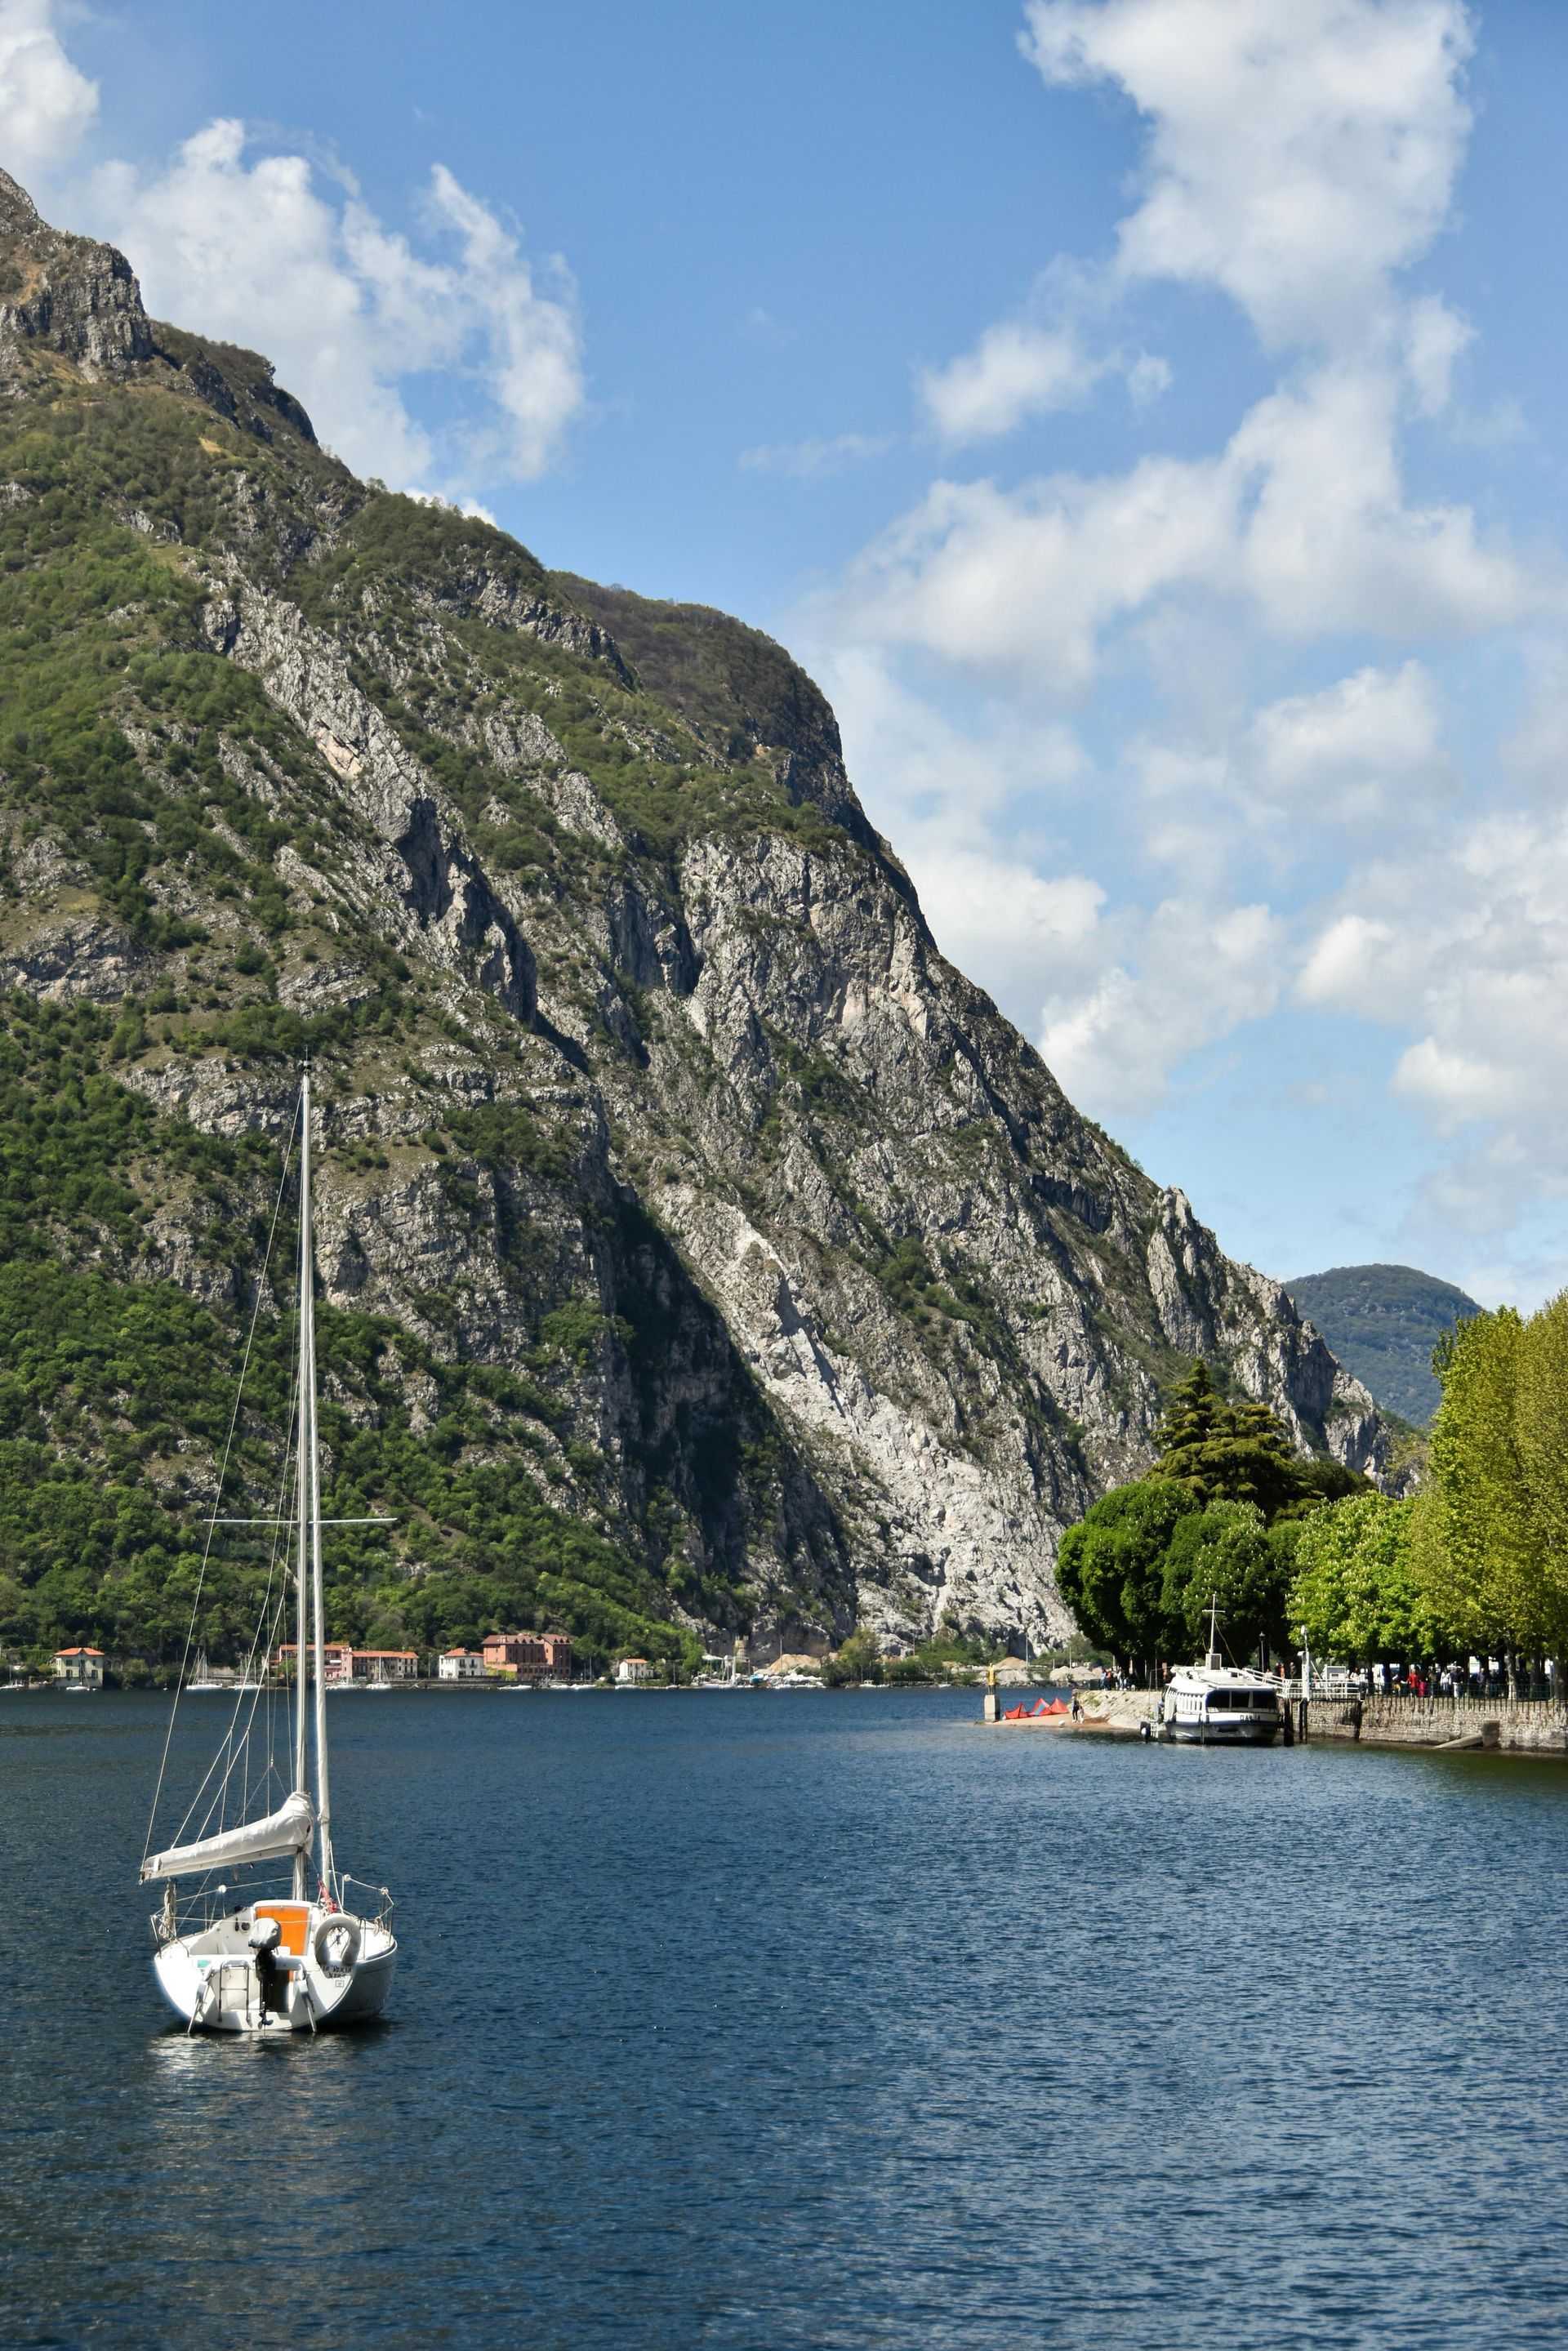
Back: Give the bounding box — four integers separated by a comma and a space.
1404, 292, 1473, 416
921, 321, 1107, 442
800, 0, 1568, 1274
827, 358, 1539, 697
0, 0, 96, 183
1125, 350, 1172, 406
1291, 803, 1568, 1235
84, 121, 584, 492
0, 4, 586, 496
1038, 897, 1284, 1115
1245, 661, 1454, 825
1022, 0, 1475, 349
739, 431, 894, 479
919, 270, 1174, 447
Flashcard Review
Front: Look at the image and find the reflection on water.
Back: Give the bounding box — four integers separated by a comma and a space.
3, 1689, 1568, 2349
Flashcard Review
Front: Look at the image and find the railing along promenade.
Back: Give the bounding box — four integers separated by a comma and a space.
1303, 1690, 1568, 1752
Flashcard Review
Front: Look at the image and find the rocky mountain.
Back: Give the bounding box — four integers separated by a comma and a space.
0, 169, 1384, 1668
1285, 1265, 1481, 1428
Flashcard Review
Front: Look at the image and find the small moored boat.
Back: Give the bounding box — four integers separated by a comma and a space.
1156, 1603, 1284, 1747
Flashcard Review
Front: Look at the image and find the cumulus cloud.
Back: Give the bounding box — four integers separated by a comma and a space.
1291, 805, 1568, 1234
921, 321, 1107, 442
1038, 897, 1285, 1116
1245, 661, 1454, 826
1022, 0, 1475, 349
85, 122, 584, 492
1403, 292, 1473, 416
0, 0, 96, 183
801, 0, 1568, 1288
920, 318, 1175, 443
828, 359, 1537, 697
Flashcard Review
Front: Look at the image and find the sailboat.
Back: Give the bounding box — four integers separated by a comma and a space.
140, 1070, 399, 2034
184, 1650, 266, 1694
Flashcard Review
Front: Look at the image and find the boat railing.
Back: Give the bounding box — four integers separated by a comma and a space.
149, 1869, 301, 1944
339, 1874, 394, 1930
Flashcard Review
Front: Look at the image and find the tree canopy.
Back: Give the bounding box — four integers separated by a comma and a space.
1149, 1361, 1364, 1519
1056, 1478, 1198, 1662
1057, 1362, 1369, 1671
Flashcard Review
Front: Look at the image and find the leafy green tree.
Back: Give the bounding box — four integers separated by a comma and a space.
1290, 1491, 1435, 1661
1161, 1499, 1290, 1661
822, 1623, 883, 1685
1055, 1479, 1199, 1663
1512, 1293, 1568, 1649
1425, 1309, 1535, 1649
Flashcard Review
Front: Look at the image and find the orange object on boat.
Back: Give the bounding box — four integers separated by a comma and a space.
253, 1902, 310, 1955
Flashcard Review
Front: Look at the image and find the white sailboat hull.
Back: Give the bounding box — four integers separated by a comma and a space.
153, 1905, 397, 2035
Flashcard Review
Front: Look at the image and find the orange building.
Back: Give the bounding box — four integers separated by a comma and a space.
481, 1631, 572, 1684
276, 1642, 355, 1682
275, 1644, 417, 1682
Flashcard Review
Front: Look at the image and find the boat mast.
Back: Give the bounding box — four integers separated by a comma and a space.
292, 1071, 311, 1896
300, 1066, 335, 1895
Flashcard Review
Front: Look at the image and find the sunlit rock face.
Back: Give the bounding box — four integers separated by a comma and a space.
0, 176, 1383, 1658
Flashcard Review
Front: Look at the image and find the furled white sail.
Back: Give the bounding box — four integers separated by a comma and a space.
140, 1790, 315, 1882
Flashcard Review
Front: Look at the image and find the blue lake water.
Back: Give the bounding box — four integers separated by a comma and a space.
3, 1686, 1567, 2349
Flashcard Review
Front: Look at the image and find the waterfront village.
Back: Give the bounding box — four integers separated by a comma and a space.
33, 1632, 580, 1690
275, 1632, 578, 1684
26, 1636, 1120, 1694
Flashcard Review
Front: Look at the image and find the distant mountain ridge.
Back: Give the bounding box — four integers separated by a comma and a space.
1285, 1265, 1481, 1427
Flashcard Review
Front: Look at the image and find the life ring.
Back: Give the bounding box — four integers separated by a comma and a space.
311, 1910, 361, 1979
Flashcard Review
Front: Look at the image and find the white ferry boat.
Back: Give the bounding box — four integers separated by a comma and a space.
1156, 1605, 1284, 1746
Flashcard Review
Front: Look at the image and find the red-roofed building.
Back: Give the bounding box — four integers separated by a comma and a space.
54, 1646, 104, 1689
276, 1642, 355, 1683
438, 1649, 486, 1681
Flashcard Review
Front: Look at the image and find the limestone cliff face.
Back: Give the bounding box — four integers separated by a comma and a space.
0, 178, 1383, 1657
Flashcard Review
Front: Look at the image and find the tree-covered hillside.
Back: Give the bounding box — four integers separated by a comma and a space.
1286, 1265, 1481, 1427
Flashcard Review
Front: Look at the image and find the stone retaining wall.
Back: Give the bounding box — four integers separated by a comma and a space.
1307, 1694, 1568, 1752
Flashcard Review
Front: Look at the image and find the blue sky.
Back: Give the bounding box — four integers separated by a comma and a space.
7, 0, 1568, 1307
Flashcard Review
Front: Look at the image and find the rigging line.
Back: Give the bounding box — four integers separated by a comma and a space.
171, 1365, 302, 1849
143, 1093, 302, 1869
188, 1381, 301, 1846
242, 1423, 297, 1823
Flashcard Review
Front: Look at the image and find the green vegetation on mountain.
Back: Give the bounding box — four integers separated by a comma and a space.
1287, 1263, 1480, 1426
0, 170, 1385, 1676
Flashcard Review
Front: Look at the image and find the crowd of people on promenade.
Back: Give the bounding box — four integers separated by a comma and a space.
1333, 1659, 1560, 1701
